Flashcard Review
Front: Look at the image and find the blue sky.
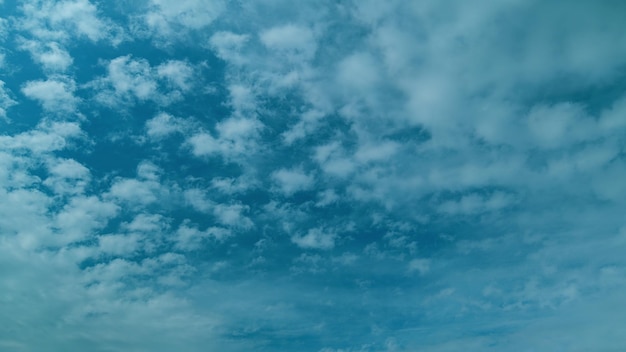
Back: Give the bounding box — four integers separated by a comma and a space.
1, 0, 626, 351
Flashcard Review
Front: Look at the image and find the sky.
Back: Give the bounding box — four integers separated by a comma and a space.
1, 0, 626, 351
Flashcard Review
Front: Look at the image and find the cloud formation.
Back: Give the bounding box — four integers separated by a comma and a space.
1, 1, 626, 351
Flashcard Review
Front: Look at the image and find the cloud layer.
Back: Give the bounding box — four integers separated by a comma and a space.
1, 0, 626, 351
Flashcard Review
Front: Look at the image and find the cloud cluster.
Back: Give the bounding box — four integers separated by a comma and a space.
90, 55, 196, 107
1, 0, 625, 351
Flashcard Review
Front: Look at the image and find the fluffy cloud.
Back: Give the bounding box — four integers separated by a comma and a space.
260, 24, 317, 62
174, 222, 231, 251
91, 56, 195, 107
21, 76, 79, 112
0, 121, 84, 153
209, 31, 250, 65
0, 80, 16, 119
292, 228, 336, 250
184, 188, 253, 229
43, 157, 91, 195
19, 39, 73, 72
137, 0, 226, 43
2, 1, 626, 351
145, 112, 190, 139
437, 192, 516, 215
187, 116, 262, 162
107, 162, 171, 208
271, 167, 315, 196
18, 0, 122, 43
55, 195, 119, 245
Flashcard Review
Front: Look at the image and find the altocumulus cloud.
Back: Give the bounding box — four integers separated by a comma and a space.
1, 0, 626, 351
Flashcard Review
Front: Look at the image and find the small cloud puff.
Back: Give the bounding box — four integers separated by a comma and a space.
139, 0, 226, 41
209, 31, 250, 65
271, 167, 315, 196
408, 258, 430, 276
90, 56, 195, 107
187, 117, 262, 162
19, 39, 73, 72
260, 24, 317, 61
175, 221, 231, 251
437, 191, 517, 215
43, 158, 91, 195
18, 0, 122, 43
21, 76, 79, 113
292, 228, 336, 250
0, 121, 84, 154
145, 112, 189, 140
184, 188, 253, 229
0, 81, 17, 120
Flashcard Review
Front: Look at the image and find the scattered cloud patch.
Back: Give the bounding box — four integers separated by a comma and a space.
91, 56, 196, 107
187, 117, 262, 161
18, 0, 121, 43
19, 39, 73, 72
138, 0, 226, 42
1, 1, 626, 351
292, 228, 336, 250
21, 76, 78, 112
0, 81, 16, 119
271, 167, 315, 196
145, 112, 190, 139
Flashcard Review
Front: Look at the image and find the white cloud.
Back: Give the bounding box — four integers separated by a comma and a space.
313, 141, 356, 179
210, 176, 257, 195
213, 203, 253, 229
227, 84, 257, 114
107, 162, 170, 207
140, 0, 226, 41
0, 188, 52, 249
592, 161, 626, 202
175, 222, 231, 251
2, 1, 626, 351
146, 112, 188, 139
19, 39, 73, 72
209, 31, 250, 65
282, 109, 324, 145
271, 167, 315, 196
43, 158, 91, 195
18, 0, 121, 43
94, 55, 157, 104
526, 102, 596, 149
599, 94, 626, 131
91, 56, 194, 107
408, 259, 430, 275
184, 188, 212, 212
156, 60, 194, 91
315, 189, 339, 207
54, 195, 119, 245
0, 80, 16, 120
21, 76, 78, 112
292, 228, 336, 250
260, 24, 317, 62
438, 192, 516, 215
187, 117, 262, 161
187, 133, 218, 157
108, 178, 164, 207
123, 213, 168, 233
98, 233, 143, 256
336, 52, 381, 94
184, 188, 253, 229
355, 141, 399, 163
0, 17, 7, 40
0, 121, 84, 154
